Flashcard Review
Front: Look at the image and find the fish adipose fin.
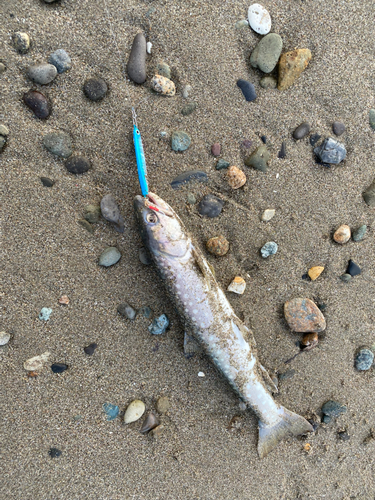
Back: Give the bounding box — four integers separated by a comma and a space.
258, 406, 313, 458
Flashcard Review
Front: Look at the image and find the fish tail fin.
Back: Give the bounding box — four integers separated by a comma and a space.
258, 406, 313, 458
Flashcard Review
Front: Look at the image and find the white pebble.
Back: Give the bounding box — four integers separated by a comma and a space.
124, 399, 145, 424
0, 331, 11, 346
23, 351, 51, 371
146, 42, 152, 54
227, 276, 246, 295
248, 4, 271, 35
198, 371, 205, 377
261, 209, 275, 222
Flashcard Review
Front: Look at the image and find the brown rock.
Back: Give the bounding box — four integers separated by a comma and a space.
300, 332, 319, 349
227, 166, 246, 189
278, 49, 312, 91
58, 295, 70, 305
284, 298, 326, 332
206, 235, 229, 256
140, 413, 160, 434
156, 396, 170, 414
23, 90, 51, 119
308, 266, 324, 281
333, 224, 351, 244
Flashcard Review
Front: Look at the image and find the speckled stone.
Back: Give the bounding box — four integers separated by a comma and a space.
244, 146, 270, 172
127, 33, 146, 84
198, 194, 224, 218
65, 155, 91, 174
260, 241, 278, 258
150, 74, 176, 96
156, 396, 170, 414
148, 314, 169, 335
250, 33, 282, 73
43, 131, 72, 158
206, 235, 229, 256
171, 131, 191, 151
12, 32, 30, 53
27, 63, 57, 85
355, 348, 374, 371
352, 225, 367, 242
181, 102, 197, 116
23, 90, 51, 119
248, 4, 271, 35
187, 193, 196, 204
49, 49, 71, 73
83, 77, 108, 101
284, 298, 326, 332
333, 224, 351, 244
98, 247, 121, 267
278, 49, 312, 91
84, 204, 101, 223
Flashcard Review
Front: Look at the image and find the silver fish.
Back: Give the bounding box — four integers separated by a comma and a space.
134, 192, 313, 457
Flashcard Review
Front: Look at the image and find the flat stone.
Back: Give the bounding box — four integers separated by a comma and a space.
171, 131, 191, 151
216, 159, 230, 170
211, 143, 221, 156
206, 235, 229, 256
83, 77, 108, 101
39, 307, 52, 321
261, 209, 275, 222
12, 32, 30, 53
278, 48, 312, 91
27, 63, 57, 85
156, 61, 171, 79
198, 194, 224, 218
98, 247, 121, 267
332, 121, 345, 136
103, 403, 119, 421
181, 102, 197, 116
244, 146, 270, 172
284, 298, 326, 332
49, 49, 71, 73
84, 343, 97, 355
235, 19, 249, 29
100, 194, 124, 232
369, 109, 375, 130
171, 170, 207, 189
237, 79, 257, 101
41, 177, 54, 187
117, 302, 137, 320
78, 219, 94, 233
65, 155, 91, 174
250, 33, 283, 73
352, 225, 367, 242
278, 141, 286, 158
355, 348, 374, 371
127, 33, 146, 84
248, 4, 271, 35
23, 351, 51, 371
150, 74, 176, 96
321, 400, 347, 418
43, 131, 72, 158
0, 124, 9, 136
363, 179, 375, 206
260, 241, 278, 258
148, 314, 169, 335
293, 122, 310, 140
0, 331, 11, 346
124, 400, 145, 424
23, 90, 51, 119
260, 76, 277, 89
51, 363, 68, 373
310, 133, 321, 146
314, 137, 346, 164
156, 396, 169, 414
347, 259, 361, 276
84, 204, 101, 223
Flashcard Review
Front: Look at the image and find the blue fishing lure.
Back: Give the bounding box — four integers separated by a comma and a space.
132, 107, 149, 197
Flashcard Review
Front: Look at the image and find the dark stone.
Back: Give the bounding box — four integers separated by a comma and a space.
352, 225, 367, 242
332, 121, 345, 136
83, 77, 108, 101
100, 194, 124, 232
261, 135, 267, 144
301, 273, 309, 280
41, 177, 54, 187
347, 259, 361, 276
181, 102, 197, 116
198, 194, 224, 218
117, 303, 137, 320
51, 363, 68, 373
140, 413, 160, 433
216, 159, 230, 170
244, 146, 270, 172
278, 141, 286, 159
23, 90, 51, 119
314, 137, 346, 164
292, 122, 310, 140
171, 170, 208, 189
363, 179, 375, 207
171, 131, 191, 152
127, 33, 147, 84
338, 431, 350, 441
314, 156, 331, 168
237, 79, 257, 101
65, 155, 91, 174
310, 133, 321, 146
321, 400, 347, 418
317, 303, 327, 312
84, 343, 97, 355
49, 448, 62, 458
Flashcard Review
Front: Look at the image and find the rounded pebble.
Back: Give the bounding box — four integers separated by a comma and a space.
148, 314, 169, 335
314, 137, 346, 164
156, 61, 171, 79
235, 19, 249, 29
39, 307, 52, 321
261, 209, 275, 222
211, 143, 221, 156
198, 194, 224, 218
206, 235, 229, 256
156, 396, 170, 414
250, 33, 283, 73
24, 352, 51, 371
98, 247, 121, 267
127, 33, 146, 84
23, 90, 51, 119
49, 448, 62, 458
227, 276, 246, 295
181, 102, 197, 116
12, 32, 30, 53
352, 225, 367, 242
363, 178, 375, 206
43, 131, 72, 158
182, 85, 192, 99
171, 131, 191, 152
284, 298, 326, 333
216, 159, 230, 170
103, 403, 119, 421
139, 247, 152, 265
65, 155, 91, 174
248, 4, 271, 35
0, 331, 11, 346
27, 63, 57, 85
51, 363, 68, 373
41, 177, 54, 187
293, 122, 310, 140
332, 121, 345, 136
340, 273, 352, 283
124, 400, 146, 424
49, 49, 71, 73
355, 348, 374, 371
260, 241, 278, 258
308, 266, 324, 281
321, 400, 347, 418
237, 79, 257, 102
140, 413, 160, 434
83, 77, 108, 101
84, 343, 97, 355
244, 145, 270, 172
171, 170, 207, 189
0, 124, 9, 136
347, 259, 361, 276
100, 194, 124, 232
333, 224, 351, 244
84, 204, 101, 223
227, 166, 246, 189
150, 74, 176, 96
260, 76, 277, 89
117, 303, 137, 320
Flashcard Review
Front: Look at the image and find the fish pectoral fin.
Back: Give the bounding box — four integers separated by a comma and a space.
183, 331, 204, 359
258, 362, 278, 394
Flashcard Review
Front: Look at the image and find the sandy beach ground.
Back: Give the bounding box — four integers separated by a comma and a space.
1, 0, 375, 498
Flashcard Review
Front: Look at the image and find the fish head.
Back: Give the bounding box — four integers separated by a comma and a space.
134, 192, 190, 258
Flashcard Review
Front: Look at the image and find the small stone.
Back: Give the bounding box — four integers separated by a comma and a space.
227, 166, 246, 189
12, 32, 30, 53
198, 194, 224, 218
227, 276, 246, 295
99, 247, 121, 267
284, 298, 326, 333
216, 159, 230, 170
139, 306, 153, 319
260, 241, 278, 258
127, 33, 147, 84
322, 400, 347, 418
314, 137, 346, 164
300, 332, 319, 349
58, 295, 69, 305
310, 133, 321, 146
211, 143, 221, 156
198, 371, 205, 377
0, 63, 6, 74
248, 4, 271, 35
150, 424, 165, 438
181, 102, 197, 116
156, 61, 171, 79
139, 247, 152, 265
78, 219, 94, 233
352, 225, 367, 242
347, 259, 361, 277
235, 19, 249, 29
259, 76, 277, 89
340, 273, 352, 283
41, 177, 54, 187
250, 33, 283, 73
187, 193, 196, 204
338, 431, 350, 441
117, 303, 137, 320
27, 63, 57, 85
261, 135, 267, 144
84, 343, 97, 355
308, 266, 324, 281
278, 369, 295, 381
171, 131, 191, 152
278, 49, 312, 91
140, 413, 160, 433
242, 139, 252, 149
24, 352, 51, 371
293, 122, 310, 140
261, 209, 275, 222
83, 77, 108, 101
322, 415, 331, 424
43, 131, 72, 158
100, 194, 124, 232
0, 124, 9, 136
39, 307, 52, 321
124, 400, 146, 424
369, 110, 375, 130
237, 79, 257, 102
49, 448, 62, 458
0, 331, 11, 346
184, 332, 201, 359
156, 396, 170, 414
146, 42, 152, 54
65, 155, 91, 174
332, 122, 345, 136
148, 314, 169, 335
51, 363, 68, 373
49, 49, 71, 73
363, 178, 375, 207
333, 224, 351, 244
278, 141, 286, 159
355, 348, 374, 371
206, 235, 229, 256
103, 403, 119, 421
23, 90, 51, 119
150, 74, 176, 96
171, 170, 207, 189
84, 205, 101, 223
244, 146, 270, 172
0, 136, 6, 152
182, 85, 192, 99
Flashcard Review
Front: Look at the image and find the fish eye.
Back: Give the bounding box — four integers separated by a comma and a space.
146, 212, 158, 224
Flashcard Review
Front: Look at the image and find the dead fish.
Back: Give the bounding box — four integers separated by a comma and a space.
134, 192, 313, 457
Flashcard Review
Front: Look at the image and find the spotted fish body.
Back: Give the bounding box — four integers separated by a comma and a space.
134, 193, 313, 457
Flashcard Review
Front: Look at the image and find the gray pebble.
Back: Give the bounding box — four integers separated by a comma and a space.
117, 302, 137, 320
250, 33, 283, 73
0, 331, 11, 346
171, 170, 207, 189
28, 63, 57, 85
100, 194, 124, 233
84, 204, 101, 223
198, 194, 224, 218
369, 109, 375, 130
322, 415, 331, 424
127, 33, 146, 84
352, 225, 367, 242
187, 192, 196, 204
340, 273, 352, 283
314, 137, 346, 164
216, 159, 230, 170
182, 85, 192, 99
278, 369, 295, 381
83, 77, 108, 101
171, 131, 191, 152
98, 247, 121, 267
43, 131, 72, 158
332, 121, 345, 136
139, 247, 152, 265
138, 306, 153, 319
181, 102, 197, 116
260, 241, 278, 258
235, 19, 249, 29
259, 76, 277, 89
49, 49, 71, 73
363, 178, 375, 206
41, 177, 54, 187
293, 122, 310, 140
321, 400, 347, 418
0, 124, 9, 137
13, 32, 30, 53
156, 61, 171, 79
0, 136, 6, 152
65, 155, 91, 174
0, 63, 6, 74
355, 348, 374, 371
244, 146, 270, 172
78, 219, 94, 234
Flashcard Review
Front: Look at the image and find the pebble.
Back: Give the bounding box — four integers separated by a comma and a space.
49, 49, 71, 73
278, 49, 312, 91
41, 177, 54, 187
278, 369, 295, 381
206, 235, 229, 256
49, 448, 62, 458
84, 204, 101, 223
23, 90, 51, 119
333, 224, 351, 244
227, 166, 246, 189
78, 219, 94, 234
139, 247, 152, 265
261, 209, 275, 222
284, 298, 326, 332
100, 194, 124, 232
98, 247, 121, 267
43, 131, 72, 158
150, 424, 165, 438
127, 33, 147, 84
244, 146, 270, 172
0, 63, 6, 74
170, 170, 207, 189
83, 77, 108, 101
235, 19, 249, 29
369, 109, 375, 130
310, 133, 321, 146
332, 121, 345, 136
278, 141, 286, 159
12, 32, 30, 53
117, 302, 137, 320
340, 273, 352, 283
352, 225, 367, 242
171, 131, 191, 152
51, 363, 68, 373
259, 76, 277, 89
65, 155, 91, 174
0, 124, 9, 136
150, 74, 176, 96
198, 371, 205, 377
211, 143, 221, 156
39, 307, 52, 321
140, 413, 160, 433
363, 178, 375, 206
182, 85, 192, 99
187, 193, 196, 204
198, 194, 224, 218
347, 259, 361, 277
237, 79, 257, 102
308, 266, 324, 281
216, 159, 230, 170
146, 42, 152, 54
103, 403, 119, 421
27, 63, 57, 85
156, 396, 170, 414
300, 332, 319, 349
24, 351, 51, 371
321, 400, 347, 419
84, 343, 97, 355
0, 331, 11, 346
293, 122, 310, 140
227, 276, 246, 295
148, 314, 169, 335
156, 61, 171, 79
0, 136, 6, 152
261, 135, 267, 144
314, 137, 346, 164
355, 348, 374, 371
248, 4, 271, 35
260, 241, 278, 258
181, 102, 197, 116
124, 400, 146, 424
338, 431, 350, 441
250, 33, 283, 73
242, 139, 252, 149
138, 306, 153, 319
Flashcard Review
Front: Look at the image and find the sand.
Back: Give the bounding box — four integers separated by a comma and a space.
1, 0, 375, 498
